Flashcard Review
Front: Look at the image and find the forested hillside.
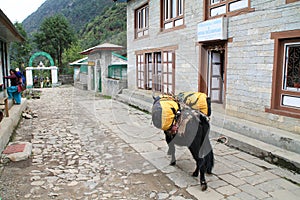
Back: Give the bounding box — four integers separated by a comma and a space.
79, 3, 127, 49
23, 0, 114, 34
11, 0, 127, 72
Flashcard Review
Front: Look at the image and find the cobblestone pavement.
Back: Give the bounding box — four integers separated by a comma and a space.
0, 86, 299, 200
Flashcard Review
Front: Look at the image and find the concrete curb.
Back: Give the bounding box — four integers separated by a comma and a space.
0, 98, 27, 154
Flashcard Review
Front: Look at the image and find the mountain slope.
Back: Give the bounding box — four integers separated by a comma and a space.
22, 0, 114, 36
79, 3, 127, 49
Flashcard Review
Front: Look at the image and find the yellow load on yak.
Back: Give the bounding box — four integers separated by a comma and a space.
177, 92, 211, 116
152, 95, 180, 131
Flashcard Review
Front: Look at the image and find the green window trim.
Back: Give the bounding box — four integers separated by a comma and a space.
108, 64, 127, 80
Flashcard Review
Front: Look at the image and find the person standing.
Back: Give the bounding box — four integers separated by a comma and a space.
4, 69, 22, 104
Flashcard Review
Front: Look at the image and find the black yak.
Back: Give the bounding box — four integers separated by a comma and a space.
161, 104, 214, 191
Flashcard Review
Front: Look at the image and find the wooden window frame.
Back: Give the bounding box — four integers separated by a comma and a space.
136, 54, 145, 89
135, 47, 176, 94
135, 4, 149, 39
204, 0, 253, 20
286, 0, 300, 4
161, 0, 185, 31
266, 30, 300, 119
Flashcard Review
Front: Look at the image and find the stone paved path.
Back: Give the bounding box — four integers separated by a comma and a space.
0, 86, 299, 200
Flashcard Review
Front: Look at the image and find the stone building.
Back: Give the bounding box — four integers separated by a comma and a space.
79, 43, 127, 96
120, 0, 300, 134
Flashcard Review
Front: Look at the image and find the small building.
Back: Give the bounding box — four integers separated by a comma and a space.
70, 57, 88, 90
79, 43, 127, 96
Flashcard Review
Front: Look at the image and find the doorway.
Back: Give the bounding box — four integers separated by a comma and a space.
199, 43, 226, 104
208, 50, 224, 103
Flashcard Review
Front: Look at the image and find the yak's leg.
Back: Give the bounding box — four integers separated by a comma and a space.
192, 159, 200, 177
168, 142, 176, 165
200, 164, 207, 191
165, 131, 176, 165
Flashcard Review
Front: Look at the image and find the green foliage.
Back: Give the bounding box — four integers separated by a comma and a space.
23, 0, 114, 36
62, 42, 84, 75
9, 23, 32, 70
79, 3, 127, 50
17, 0, 127, 75
33, 14, 76, 68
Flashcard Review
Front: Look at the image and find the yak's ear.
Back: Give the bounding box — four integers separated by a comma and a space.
152, 96, 156, 100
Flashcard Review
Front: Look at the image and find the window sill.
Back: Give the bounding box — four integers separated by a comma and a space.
134, 35, 149, 41
265, 107, 300, 119
160, 24, 186, 33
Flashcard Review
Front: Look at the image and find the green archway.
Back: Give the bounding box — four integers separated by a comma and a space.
29, 52, 54, 67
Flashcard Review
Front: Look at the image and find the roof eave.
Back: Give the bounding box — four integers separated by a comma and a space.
0, 9, 25, 42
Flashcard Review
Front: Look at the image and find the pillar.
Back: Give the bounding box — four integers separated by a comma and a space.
25, 67, 33, 88
51, 67, 58, 86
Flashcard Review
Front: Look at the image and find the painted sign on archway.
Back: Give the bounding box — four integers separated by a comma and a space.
29, 51, 55, 67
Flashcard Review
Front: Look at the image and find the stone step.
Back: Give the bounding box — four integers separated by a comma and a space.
210, 124, 300, 172
210, 108, 300, 154
120, 89, 154, 104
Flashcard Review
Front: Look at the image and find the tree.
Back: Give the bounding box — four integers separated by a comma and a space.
61, 42, 84, 74
10, 22, 32, 71
34, 14, 75, 70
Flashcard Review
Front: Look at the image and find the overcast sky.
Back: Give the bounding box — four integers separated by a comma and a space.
0, 0, 46, 23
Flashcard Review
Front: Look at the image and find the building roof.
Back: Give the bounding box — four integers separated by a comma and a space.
80, 43, 124, 55
0, 9, 25, 42
112, 52, 127, 61
69, 57, 88, 66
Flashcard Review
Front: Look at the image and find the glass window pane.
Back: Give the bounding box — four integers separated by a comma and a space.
210, 5, 226, 17
168, 63, 172, 73
164, 22, 173, 29
229, 0, 248, 12
163, 52, 168, 62
211, 0, 220, 5
172, 0, 177, 18
168, 74, 172, 83
212, 78, 220, 88
175, 18, 183, 26
211, 90, 219, 99
283, 43, 300, 90
168, 52, 173, 62
282, 95, 300, 108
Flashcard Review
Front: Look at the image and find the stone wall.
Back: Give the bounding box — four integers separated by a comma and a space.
59, 75, 74, 85
103, 78, 127, 97
225, 0, 300, 132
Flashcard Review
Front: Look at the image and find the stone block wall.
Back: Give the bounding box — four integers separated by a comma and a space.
225, 0, 300, 132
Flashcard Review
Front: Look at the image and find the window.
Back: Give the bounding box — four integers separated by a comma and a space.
108, 65, 127, 80
136, 50, 175, 94
137, 54, 145, 88
161, 0, 184, 30
267, 30, 300, 118
135, 4, 149, 38
205, 0, 250, 19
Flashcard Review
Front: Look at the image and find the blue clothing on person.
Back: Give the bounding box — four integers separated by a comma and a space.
7, 86, 21, 104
